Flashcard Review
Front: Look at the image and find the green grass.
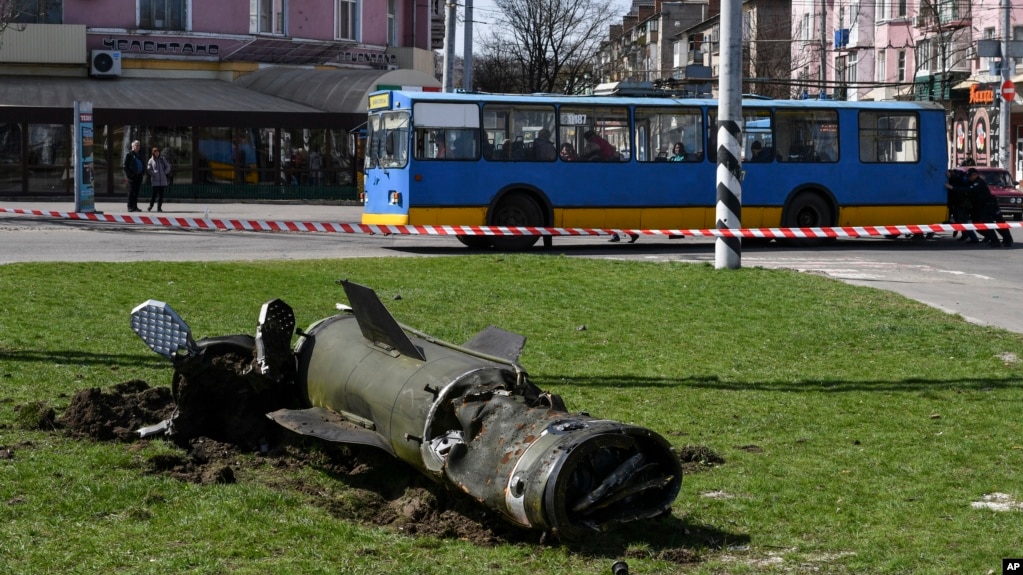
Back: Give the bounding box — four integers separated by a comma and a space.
1, 256, 1021, 574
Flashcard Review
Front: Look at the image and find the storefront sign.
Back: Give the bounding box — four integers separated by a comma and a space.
102, 37, 220, 55
969, 84, 995, 105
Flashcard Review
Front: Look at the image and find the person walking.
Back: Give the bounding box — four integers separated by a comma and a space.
146, 146, 171, 212
122, 140, 145, 212
965, 167, 1013, 248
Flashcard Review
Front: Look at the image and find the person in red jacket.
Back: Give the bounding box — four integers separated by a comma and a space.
581, 130, 618, 161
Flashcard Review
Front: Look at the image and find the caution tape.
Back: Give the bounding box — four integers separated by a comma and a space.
2, 206, 1022, 239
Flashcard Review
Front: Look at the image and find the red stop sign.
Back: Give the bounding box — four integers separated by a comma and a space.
1002, 80, 1016, 100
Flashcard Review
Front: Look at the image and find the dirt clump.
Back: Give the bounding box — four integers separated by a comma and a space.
58, 380, 173, 441
678, 445, 725, 474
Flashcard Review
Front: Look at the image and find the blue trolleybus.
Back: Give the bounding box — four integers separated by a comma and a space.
360, 90, 949, 249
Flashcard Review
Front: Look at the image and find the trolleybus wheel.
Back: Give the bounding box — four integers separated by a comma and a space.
489, 194, 542, 250
781, 193, 834, 246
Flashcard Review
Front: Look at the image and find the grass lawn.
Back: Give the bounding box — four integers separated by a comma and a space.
1, 255, 1021, 574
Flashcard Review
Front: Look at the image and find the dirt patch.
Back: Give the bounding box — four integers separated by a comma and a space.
678, 445, 725, 474
49, 347, 710, 561
57, 380, 174, 441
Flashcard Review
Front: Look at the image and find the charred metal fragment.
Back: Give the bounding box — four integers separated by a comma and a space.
130, 281, 682, 539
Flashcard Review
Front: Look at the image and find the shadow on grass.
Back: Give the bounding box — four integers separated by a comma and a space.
0, 349, 168, 368
538, 373, 1021, 393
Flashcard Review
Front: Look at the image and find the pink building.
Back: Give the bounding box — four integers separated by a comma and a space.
0, 1, 442, 199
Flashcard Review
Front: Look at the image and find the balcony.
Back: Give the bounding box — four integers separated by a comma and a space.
914, 1, 972, 32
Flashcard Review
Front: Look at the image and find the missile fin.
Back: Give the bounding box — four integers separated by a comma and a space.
267, 407, 396, 456
339, 280, 426, 361
462, 326, 527, 362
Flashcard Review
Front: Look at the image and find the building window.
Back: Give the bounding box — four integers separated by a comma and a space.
140, 0, 185, 31
337, 0, 358, 41
897, 0, 906, 17
1014, 26, 1023, 73
12, 0, 62, 24
251, 0, 286, 35
897, 50, 906, 82
877, 49, 886, 80
917, 39, 931, 73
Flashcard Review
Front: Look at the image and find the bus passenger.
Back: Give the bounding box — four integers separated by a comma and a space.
818, 140, 837, 162
559, 143, 578, 162
749, 141, 764, 162
669, 142, 687, 162
534, 128, 556, 161
581, 130, 617, 161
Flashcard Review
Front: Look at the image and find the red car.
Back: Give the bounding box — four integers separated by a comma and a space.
959, 166, 1023, 221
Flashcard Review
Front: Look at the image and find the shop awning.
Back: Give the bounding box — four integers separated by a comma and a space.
233, 68, 441, 115
0, 75, 343, 128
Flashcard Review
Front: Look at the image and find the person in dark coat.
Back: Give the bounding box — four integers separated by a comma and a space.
966, 168, 1013, 248
122, 140, 145, 212
945, 168, 977, 242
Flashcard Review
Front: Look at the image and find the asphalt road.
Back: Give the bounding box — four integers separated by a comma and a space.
2, 200, 1021, 334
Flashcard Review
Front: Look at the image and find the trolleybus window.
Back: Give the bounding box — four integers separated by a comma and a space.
481, 104, 557, 162
775, 109, 839, 163
413, 103, 480, 160
858, 111, 919, 163
366, 110, 409, 169
633, 107, 703, 162
558, 105, 629, 162
743, 111, 774, 162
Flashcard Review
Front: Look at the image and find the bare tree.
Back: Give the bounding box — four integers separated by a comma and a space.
478, 0, 616, 94
910, 0, 973, 103
744, 1, 793, 99
1, 1, 57, 49
472, 48, 523, 93
0, 0, 19, 48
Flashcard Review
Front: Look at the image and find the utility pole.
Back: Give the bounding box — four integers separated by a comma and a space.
820, 0, 827, 96
1000, 0, 1011, 169
715, 0, 743, 270
463, 0, 473, 91
442, 0, 457, 92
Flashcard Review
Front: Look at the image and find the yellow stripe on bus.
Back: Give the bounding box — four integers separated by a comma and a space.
370, 205, 948, 230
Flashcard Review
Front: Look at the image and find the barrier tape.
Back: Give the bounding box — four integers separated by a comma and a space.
2, 206, 1022, 239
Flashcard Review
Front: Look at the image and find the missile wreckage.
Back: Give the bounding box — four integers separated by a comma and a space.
130, 281, 682, 539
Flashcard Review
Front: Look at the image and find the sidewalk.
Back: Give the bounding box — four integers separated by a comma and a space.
0, 200, 365, 224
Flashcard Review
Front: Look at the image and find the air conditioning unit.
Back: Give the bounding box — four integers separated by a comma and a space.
90, 50, 121, 77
